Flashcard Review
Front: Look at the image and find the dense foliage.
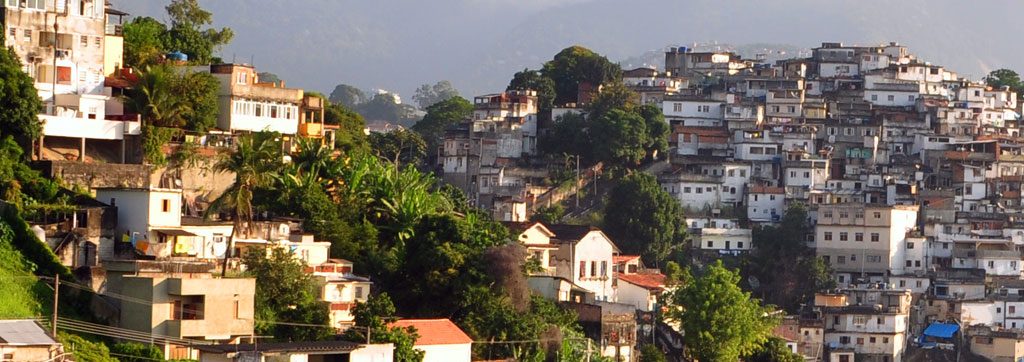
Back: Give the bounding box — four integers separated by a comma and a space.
749, 203, 836, 312
542, 46, 622, 105
0, 40, 43, 145
666, 261, 778, 362
602, 173, 686, 265
122, 0, 233, 66
368, 128, 427, 167
329, 83, 366, 108
411, 96, 473, 156
508, 68, 556, 113
543, 97, 667, 171
343, 294, 424, 362
243, 248, 333, 341
747, 337, 804, 362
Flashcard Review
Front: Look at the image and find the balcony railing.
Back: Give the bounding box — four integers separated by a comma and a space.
105, 24, 123, 36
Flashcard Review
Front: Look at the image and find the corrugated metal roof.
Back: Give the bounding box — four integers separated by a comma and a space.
0, 320, 57, 345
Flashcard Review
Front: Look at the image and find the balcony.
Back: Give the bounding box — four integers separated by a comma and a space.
105, 24, 123, 36
40, 114, 141, 140
298, 122, 323, 138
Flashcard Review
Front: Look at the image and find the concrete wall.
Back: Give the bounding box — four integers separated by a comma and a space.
616, 280, 656, 312
0, 345, 59, 362
417, 343, 471, 362
35, 160, 152, 189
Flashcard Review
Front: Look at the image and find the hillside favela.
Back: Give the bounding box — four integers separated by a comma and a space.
4, 1, 1024, 362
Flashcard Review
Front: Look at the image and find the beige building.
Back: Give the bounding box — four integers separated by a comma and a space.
0, 320, 65, 361
2, 0, 140, 161
119, 269, 256, 359
819, 286, 912, 362
970, 327, 1024, 362
308, 259, 372, 331
815, 204, 919, 278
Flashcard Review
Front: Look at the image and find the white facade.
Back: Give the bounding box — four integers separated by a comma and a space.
747, 188, 785, 223
695, 228, 753, 253
417, 344, 471, 362
815, 204, 920, 275
663, 100, 723, 125
95, 188, 182, 239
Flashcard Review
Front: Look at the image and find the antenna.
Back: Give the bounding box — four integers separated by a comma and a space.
250, 54, 255, 66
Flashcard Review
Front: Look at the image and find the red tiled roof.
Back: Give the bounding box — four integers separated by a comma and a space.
613, 255, 640, 263
389, 319, 473, 345
617, 273, 666, 291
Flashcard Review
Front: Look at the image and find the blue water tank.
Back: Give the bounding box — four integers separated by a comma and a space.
166, 51, 188, 61
679, 46, 688, 53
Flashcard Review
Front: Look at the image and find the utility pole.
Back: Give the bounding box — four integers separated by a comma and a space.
586, 338, 592, 362
575, 155, 581, 209
51, 274, 59, 336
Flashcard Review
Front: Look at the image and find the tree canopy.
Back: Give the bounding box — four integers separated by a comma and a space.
0, 42, 43, 145
324, 102, 368, 153
411, 96, 473, 155
243, 247, 333, 341
667, 261, 778, 362
749, 203, 836, 312
356, 93, 416, 123
602, 173, 685, 265
986, 69, 1024, 101
541, 46, 622, 105
508, 68, 556, 113
122, 0, 233, 67
412, 81, 459, 109
368, 129, 427, 168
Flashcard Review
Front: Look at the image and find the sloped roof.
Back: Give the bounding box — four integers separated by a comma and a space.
545, 224, 598, 242
617, 273, 667, 291
389, 319, 473, 345
613, 255, 641, 264
0, 320, 57, 345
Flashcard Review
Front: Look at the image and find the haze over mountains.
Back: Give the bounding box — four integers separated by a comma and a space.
115, 0, 1024, 100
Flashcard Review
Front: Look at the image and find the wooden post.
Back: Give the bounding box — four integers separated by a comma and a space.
51, 274, 59, 336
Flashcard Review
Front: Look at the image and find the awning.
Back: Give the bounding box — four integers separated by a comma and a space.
152, 229, 197, 237
922, 322, 959, 339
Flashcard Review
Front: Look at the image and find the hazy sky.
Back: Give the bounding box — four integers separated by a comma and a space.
113, 0, 1024, 102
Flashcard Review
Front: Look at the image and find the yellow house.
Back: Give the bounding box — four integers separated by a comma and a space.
103, 7, 127, 76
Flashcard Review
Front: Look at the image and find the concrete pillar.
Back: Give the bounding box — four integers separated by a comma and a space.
38, 136, 44, 160
80, 137, 86, 161
121, 139, 126, 164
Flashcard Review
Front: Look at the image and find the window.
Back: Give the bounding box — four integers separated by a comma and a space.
856, 337, 864, 345
839, 336, 850, 344
899, 280, 906, 287
887, 95, 895, 101
707, 241, 713, 248
874, 211, 881, 219
600, 261, 607, 277
673, 103, 681, 112
906, 242, 914, 249
916, 280, 923, 287
867, 255, 881, 263
161, 199, 171, 212
23, 29, 31, 43
255, 104, 263, 117
7, 27, 14, 41
237, 72, 247, 84
855, 233, 863, 242
839, 232, 848, 241
579, 261, 586, 278
908, 95, 915, 101
871, 233, 880, 242
853, 315, 868, 325
906, 260, 913, 267
824, 232, 833, 241
740, 170, 746, 177
94, 36, 100, 47
823, 211, 833, 218
850, 254, 856, 262
989, 261, 995, 268
355, 286, 364, 299
590, 261, 597, 277
870, 337, 876, 343
233, 300, 240, 319
1011, 306, 1017, 314
737, 242, 744, 249
696, 187, 703, 194
683, 187, 691, 193
883, 337, 889, 344
837, 256, 846, 264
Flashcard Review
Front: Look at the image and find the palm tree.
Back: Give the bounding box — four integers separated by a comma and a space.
206, 131, 282, 274
122, 64, 190, 128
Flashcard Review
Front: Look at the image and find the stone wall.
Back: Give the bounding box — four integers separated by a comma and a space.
33, 160, 153, 189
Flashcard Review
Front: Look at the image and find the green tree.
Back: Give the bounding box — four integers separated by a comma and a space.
507, 68, 556, 112
123, 65, 190, 128
985, 69, 1022, 92
329, 84, 366, 108
243, 247, 333, 341
602, 173, 685, 265
747, 337, 803, 362
208, 132, 282, 271
638, 104, 669, 158
172, 70, 220, 133
342, 294, 424, 362
541, 46, 622, 105
590, 109, 648, 169
639, 343, 668, 362
531, 204, 565, 224
0, 41, 43, 145
411, 96, 472, 154
258, 72, 281, 85
412, 80, 459, 109
122, 16, 167, 68
667, 261, 778, 362
162, 0, 234, 64
750, 203, 834, 312
369, 128, 427, 167
324, 103, 368, 153
58, 333, 117, 362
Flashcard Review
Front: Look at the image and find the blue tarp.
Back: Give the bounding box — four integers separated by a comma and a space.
922, 322, 959, 339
